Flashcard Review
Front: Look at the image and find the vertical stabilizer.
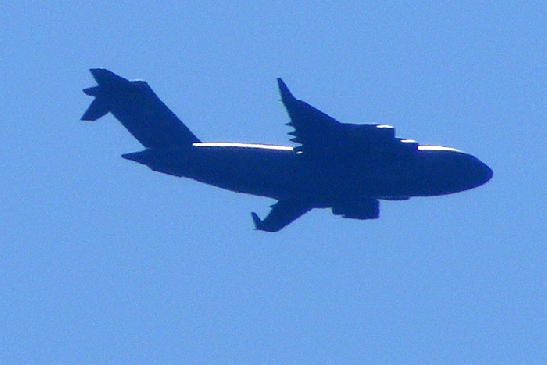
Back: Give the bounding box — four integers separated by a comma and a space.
81, 68, 200, 147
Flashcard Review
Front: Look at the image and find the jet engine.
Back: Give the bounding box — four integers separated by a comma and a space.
331, 199, 379, 220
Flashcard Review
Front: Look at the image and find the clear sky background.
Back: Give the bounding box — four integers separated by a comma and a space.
0, 1, 545, 364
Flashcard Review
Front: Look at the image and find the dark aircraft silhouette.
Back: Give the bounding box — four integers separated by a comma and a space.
82, 69, 493, 232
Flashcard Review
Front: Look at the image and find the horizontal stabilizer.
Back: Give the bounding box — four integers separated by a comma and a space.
81, 97, 109, 121
89, 68, 129, 87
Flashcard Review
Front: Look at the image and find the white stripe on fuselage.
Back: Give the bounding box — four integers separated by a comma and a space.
193, 142, 294, 151
418, 145, 461, 152
194, 142, 461, 153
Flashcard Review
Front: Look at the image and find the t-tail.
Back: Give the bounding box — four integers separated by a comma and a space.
81, 68, 200, 148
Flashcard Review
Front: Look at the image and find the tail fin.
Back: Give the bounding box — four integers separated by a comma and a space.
81, 68, 200, 147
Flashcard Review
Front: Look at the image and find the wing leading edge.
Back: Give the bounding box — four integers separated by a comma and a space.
277, 78, 341, 154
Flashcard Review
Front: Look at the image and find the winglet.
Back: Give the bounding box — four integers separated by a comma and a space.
277, 78, 297, 103
81, 69, 130, 121
251, 201, 312, 232
251, 212, 264, 231
251, 212, 277, 232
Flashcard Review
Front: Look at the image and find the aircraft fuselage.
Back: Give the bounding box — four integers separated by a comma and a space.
122, 142, 493, 204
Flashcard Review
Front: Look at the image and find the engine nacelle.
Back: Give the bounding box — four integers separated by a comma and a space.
331, 199, 379, 220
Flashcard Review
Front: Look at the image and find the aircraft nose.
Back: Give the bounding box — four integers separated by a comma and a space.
482, 163, 493, 182
481, 162, 494, 184
471, 158, 493, 188
450, 153, 493, 191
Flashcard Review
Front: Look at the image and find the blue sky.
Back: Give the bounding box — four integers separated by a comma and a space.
0, 1, 545, 363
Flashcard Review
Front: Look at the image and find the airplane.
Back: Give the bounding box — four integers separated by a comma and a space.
82, 69, 493, 232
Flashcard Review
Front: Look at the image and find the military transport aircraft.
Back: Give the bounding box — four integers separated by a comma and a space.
82, 69, 492, 232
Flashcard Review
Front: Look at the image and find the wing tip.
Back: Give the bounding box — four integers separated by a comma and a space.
251, 212, 261, 230
251, 212, 278, 232
251, 212, 265, 231
277, 78, 295, 102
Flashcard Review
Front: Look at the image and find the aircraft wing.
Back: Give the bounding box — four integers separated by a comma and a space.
251, 200, 313, 232
277, 78, 341, 154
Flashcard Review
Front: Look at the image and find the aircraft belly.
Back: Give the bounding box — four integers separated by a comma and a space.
124, 146, 490, 202
181, 149, 418, 201
179, 147, 309, 200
